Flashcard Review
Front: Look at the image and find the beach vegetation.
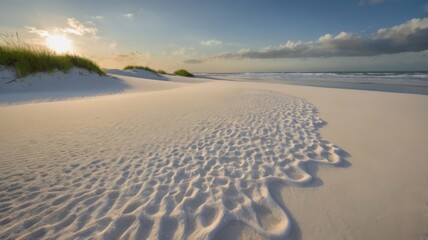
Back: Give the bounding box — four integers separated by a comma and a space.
124, 65, 159, 75
157, 69, 167, 74
0, 34, 105, 78
174, 69, 194, 77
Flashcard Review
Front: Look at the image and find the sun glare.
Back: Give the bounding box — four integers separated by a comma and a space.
45, 35, 73, 53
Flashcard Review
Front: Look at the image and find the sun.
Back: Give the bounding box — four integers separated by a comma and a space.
45, 35, 73, 53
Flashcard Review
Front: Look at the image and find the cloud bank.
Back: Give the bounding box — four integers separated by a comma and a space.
185, 18, 428, 64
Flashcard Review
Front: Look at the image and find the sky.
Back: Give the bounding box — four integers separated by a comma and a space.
1, 0, 427, 72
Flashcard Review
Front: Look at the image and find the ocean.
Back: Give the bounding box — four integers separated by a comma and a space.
198, 72, 428, 95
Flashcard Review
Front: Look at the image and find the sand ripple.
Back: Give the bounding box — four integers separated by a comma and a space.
0, 90, 347, 239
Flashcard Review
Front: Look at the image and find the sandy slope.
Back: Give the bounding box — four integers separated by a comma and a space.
0, 67, 208, 105
0, 67, 129, 104
0, 71, 427, 239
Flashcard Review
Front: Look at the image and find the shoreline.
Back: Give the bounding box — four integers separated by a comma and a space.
198, 75, 428, 96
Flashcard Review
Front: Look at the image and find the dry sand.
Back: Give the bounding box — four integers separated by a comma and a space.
0, 69, 427, 239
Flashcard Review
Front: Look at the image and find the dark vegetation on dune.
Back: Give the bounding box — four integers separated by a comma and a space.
0, 34, 105, 78
123, 65, 161, 75
174, 69, 194, 77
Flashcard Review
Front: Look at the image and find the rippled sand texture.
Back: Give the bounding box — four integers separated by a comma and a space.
0, 89, 347, 239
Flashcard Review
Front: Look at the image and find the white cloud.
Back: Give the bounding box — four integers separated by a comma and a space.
27, 18, 98, 38
238, 48, 250, 54
375, 18, 428, 42
185, 18, 428, 63
201, 39, 222, 46
92, 16, 104, 20
124, 13, 134, 18
279, 40, 305, 49
62, 18, 97, 36
26, 26, 50, 37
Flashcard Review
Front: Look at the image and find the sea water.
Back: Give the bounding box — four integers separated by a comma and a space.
199, 72, 428, 95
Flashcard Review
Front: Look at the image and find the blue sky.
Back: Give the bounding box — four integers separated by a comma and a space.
1, 0, 427, 72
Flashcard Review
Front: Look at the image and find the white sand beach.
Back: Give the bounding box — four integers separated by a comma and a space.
0, 69, 427, 239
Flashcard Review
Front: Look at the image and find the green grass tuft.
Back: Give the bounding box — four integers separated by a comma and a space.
0, 34, 105, 78
123, 65, 159, 75
157, 69, 167, 74
173, 69, 194, 77
65, 55, 104, 76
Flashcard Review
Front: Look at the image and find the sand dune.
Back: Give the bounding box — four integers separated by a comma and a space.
0, 67, 207, 105
0, 72, 427, 239
106, 69, 168, 81
0, 67, 129, 105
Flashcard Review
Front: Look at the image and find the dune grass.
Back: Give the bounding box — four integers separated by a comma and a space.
174, 69, 194, 77
157, 69, 167, 74
123, 65, 160, 75
0, 34, 105, 78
